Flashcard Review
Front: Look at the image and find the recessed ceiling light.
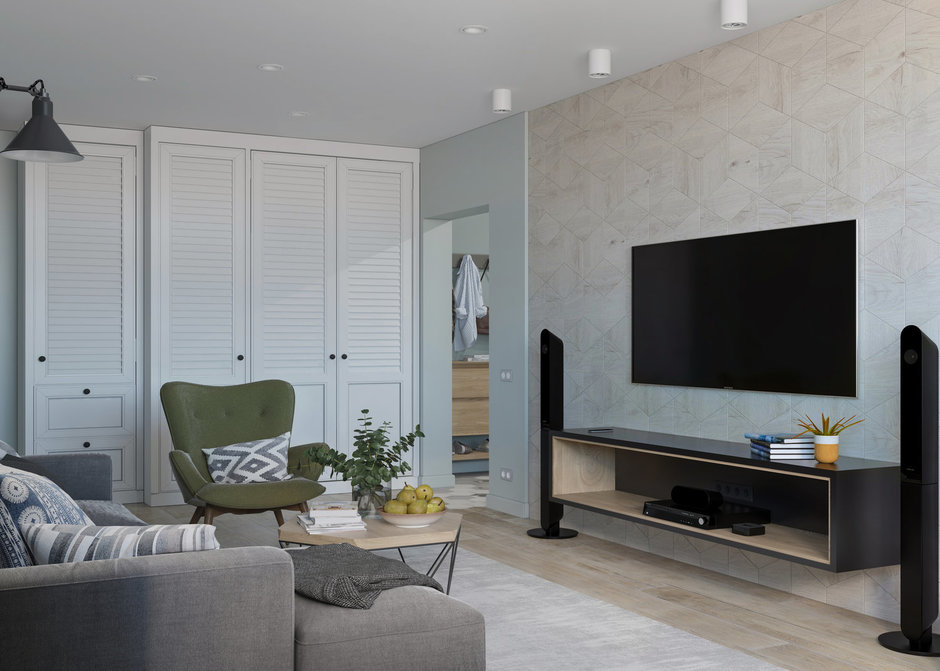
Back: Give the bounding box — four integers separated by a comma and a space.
289, 111, 308, 118
133, 75, 158, 83
258, 64, 284, 72
492, 88, 511, 113
721, 0, 747, 30
588, 49, 611, 78
459, 25, 487, 35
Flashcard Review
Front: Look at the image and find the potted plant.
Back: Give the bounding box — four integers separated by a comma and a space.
795, 413, 864, 464
306, 410, 424, 517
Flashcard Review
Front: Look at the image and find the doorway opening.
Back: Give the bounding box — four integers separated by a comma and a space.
450, 213, 490, 497
419, 207, 491, 503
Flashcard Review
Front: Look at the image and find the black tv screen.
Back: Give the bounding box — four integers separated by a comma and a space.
632, 220, 857, 397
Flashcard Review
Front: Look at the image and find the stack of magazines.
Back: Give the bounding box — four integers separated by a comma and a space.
296, 500, 366, 533
745, 432, 815, 460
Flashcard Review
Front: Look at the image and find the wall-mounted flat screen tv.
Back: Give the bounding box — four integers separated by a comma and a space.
632, 220, 857, 397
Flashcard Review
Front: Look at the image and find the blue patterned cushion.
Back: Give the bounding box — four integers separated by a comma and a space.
0, 464, 93, 566
0, 500, 30, 568
202, 432, 292, 484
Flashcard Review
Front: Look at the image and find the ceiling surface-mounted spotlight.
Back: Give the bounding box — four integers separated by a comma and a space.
588, 49, 611, 78
0, 77, 82, 163
492, 88, 512, 113
721, 0, 747, 30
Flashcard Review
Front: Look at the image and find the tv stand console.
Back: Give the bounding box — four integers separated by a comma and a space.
548, 428, 899, 572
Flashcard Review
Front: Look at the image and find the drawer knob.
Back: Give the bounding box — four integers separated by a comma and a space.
237, 354, 245, 361
83, 388, 90, 395
329, 354, 336, 360
38, 356, 46, 362
341, 353, 348, 360
83, 441, 91, 448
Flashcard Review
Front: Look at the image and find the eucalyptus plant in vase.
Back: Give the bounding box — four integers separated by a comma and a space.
306, 410, 424, 517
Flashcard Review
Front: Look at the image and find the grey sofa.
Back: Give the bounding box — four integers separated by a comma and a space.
0, 453, 485, 671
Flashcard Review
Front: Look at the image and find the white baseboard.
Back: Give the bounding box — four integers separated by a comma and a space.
485, 494, 529, 518
419, 473, 456, 489
319, 480, 354, 496
146, 491, 184, 506
113, 490, 143, 504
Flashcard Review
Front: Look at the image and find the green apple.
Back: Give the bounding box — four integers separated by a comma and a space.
415, 484, 434, 501
396, 489, 417, 504
406, 499, 428, 514
384, 500, 407, 514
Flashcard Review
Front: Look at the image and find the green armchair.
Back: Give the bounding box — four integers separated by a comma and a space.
160, 379, 327, 527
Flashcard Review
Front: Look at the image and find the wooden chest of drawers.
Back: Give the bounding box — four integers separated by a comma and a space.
452, 361, 488, 436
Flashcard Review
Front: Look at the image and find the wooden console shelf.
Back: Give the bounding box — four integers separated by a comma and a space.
550, 428, 900, 572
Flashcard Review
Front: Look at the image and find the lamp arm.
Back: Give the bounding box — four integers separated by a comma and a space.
0, 78, 46, 97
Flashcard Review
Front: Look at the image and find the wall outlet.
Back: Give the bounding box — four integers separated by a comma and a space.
499, 369, 513, 381
499, 468, 513, 481
716, 481, 753, 503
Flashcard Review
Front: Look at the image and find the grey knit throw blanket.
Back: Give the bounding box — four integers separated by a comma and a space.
291, 542, 443, 608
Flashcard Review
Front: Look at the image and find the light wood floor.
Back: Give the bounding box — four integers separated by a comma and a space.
127, 501, 937, 671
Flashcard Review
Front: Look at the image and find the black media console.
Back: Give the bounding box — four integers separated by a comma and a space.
549, 428, 900, 572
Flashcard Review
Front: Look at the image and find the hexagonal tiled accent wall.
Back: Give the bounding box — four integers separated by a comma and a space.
528, 0, 940, 621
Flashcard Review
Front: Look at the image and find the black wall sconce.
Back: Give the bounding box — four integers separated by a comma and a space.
0, 77, 82, 163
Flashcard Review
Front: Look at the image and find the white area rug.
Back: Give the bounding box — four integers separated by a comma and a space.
395, 546, 783, 671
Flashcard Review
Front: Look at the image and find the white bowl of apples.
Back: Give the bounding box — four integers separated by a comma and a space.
378, 484, 446, 527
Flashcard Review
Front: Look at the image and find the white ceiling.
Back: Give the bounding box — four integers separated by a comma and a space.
2, 0, 836, 149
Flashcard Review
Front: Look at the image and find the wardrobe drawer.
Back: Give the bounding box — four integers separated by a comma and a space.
34, 435, 136, 492
452, 362, 489, 398
34, 385, 135, 438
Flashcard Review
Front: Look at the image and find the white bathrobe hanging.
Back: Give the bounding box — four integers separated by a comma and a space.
454, 254, 488, 351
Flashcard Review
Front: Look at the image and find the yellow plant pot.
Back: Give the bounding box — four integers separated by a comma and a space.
814, 435, 839, 464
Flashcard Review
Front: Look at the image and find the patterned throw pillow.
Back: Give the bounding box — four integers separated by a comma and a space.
202, 432, 292, 484
0, 464, 93, 567
22, 524, 220, 564
0, 500, 30, 568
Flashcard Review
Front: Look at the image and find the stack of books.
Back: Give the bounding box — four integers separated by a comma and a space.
745, 432, 815, 460
296, 500, 366, 534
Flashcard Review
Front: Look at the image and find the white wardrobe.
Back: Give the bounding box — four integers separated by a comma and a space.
145, 128, 418, 505
19, 128, 144, 502
18, 126, 418, 504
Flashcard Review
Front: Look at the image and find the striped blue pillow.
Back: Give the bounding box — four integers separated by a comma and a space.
22, 524, 220, 564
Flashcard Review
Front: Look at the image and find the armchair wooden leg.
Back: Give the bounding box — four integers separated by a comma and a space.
189, 507, 205, 524
204, 506, 217, 526
300, 501, 309, 514
274, 509, 285, 526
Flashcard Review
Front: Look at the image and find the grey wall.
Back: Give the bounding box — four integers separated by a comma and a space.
452, 212, 490, 253
0, 132, 17, 448
527, 3, 938, 621
420, 114, 529, 516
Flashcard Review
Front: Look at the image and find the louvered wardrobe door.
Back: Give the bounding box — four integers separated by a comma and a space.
158, 144, 247, 385
336, 159, 413, 455
251, 152, 336, 447
32, 144, 137, 385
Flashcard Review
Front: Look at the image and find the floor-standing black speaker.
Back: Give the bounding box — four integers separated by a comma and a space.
527, 329, 578, 539
879, 325, 940, 656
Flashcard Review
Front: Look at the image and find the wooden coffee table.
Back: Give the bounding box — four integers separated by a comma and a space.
278, 511, 462, 593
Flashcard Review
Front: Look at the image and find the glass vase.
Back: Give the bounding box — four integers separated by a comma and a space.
354, 483, 390, 518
